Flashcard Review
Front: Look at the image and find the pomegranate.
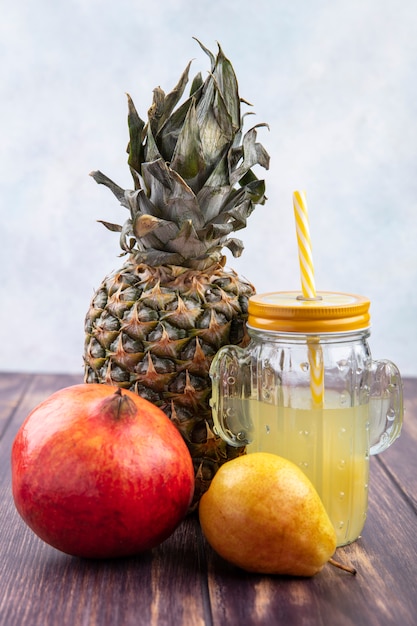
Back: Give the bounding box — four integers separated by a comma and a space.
11, 383, 195, 558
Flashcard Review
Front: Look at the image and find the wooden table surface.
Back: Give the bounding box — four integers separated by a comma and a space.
0, 372, 416, 626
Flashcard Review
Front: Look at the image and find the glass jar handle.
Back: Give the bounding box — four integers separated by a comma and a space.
369, 359, 403, 455
209, 345, 253, 447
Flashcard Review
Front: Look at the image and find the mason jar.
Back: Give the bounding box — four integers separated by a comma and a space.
209, 291, 403, 546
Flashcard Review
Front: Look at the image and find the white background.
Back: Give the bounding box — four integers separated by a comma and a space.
1, 0, 416, 376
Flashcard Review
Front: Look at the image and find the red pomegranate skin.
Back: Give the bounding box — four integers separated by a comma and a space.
11, 384, 195, 558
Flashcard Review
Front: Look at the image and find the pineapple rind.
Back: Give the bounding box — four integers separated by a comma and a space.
84, 261, 253, 508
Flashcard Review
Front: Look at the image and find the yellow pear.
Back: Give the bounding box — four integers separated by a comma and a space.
199, 452, 345, 577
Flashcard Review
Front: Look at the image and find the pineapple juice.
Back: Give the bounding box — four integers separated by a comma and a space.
243, 393, 370, 546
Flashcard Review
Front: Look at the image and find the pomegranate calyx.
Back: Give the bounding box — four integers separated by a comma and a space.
99, 387, 137, 422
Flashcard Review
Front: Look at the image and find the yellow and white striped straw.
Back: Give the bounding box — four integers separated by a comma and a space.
307, 337, 324, 407
293, 190, 316, 299
293, 190, 323, 407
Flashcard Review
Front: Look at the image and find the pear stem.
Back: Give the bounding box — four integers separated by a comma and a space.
328, 557, 357, 575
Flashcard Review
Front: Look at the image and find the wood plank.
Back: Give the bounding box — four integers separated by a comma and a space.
205, 456, 417, 626
149, 514, 211, 626
0, 374, 211, 626
375, 377, 417, 510
0, 372, 33, 440
2, 373, 416, 626
0, 515, 209, 626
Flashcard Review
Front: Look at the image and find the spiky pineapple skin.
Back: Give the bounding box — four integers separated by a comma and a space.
84, 259, 254, 508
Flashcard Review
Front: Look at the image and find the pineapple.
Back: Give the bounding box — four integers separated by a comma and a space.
84, 40, 269, 508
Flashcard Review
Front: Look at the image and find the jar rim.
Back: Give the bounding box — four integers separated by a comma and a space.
248, 291, 371, 333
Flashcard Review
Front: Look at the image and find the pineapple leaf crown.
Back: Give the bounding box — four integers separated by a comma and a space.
91, 39, 270, 269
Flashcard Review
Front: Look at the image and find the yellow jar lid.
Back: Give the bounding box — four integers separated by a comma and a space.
248, 291, 371, 333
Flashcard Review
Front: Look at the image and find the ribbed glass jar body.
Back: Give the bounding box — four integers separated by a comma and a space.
210, 318, 403, 546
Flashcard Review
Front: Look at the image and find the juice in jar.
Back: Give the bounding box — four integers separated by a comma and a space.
242, 393, 370, 546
